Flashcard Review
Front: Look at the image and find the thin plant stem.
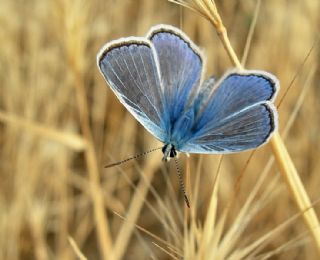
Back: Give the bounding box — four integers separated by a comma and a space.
241, 0, 261, 66
68, 236, 87, 260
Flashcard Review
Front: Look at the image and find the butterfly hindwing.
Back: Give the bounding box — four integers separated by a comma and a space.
181, 102, 277, 153
196, 70, 278, 130
97, 38, 166, 141
179, 71, 279, 153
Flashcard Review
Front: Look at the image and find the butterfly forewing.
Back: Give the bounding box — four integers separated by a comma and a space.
97, 38, 166, 141
148, 25, 204, 130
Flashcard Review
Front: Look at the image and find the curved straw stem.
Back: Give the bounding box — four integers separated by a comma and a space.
210, 10, 320, 254
170, 0, 320, 253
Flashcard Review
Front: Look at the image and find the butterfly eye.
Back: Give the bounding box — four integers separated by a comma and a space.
161, 145, 168, 154
169, 147, 177, 158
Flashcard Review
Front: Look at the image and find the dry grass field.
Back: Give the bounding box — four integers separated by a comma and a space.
1, 0, 320, 259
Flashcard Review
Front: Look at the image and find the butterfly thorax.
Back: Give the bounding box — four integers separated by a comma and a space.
162, 105, 197, 152
162, 144, 177, 162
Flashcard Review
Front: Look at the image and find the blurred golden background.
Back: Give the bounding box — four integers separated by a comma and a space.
1, 0, 320, 259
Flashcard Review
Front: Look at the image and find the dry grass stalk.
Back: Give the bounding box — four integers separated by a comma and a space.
152, 241, 180, 259
170, 0, 242, 67
171, 0, 320, 253
0, 110, 87, 151
68, 236, 88, 260
241, 0, 261, 67
61, 0, 112, 258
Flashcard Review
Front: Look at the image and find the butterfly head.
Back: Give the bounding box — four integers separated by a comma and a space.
162, 144, 177, 162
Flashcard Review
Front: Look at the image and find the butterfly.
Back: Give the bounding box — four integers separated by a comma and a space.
97, 24, 279, 163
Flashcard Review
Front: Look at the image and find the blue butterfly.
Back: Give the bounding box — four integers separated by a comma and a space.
97, 24, 279, 162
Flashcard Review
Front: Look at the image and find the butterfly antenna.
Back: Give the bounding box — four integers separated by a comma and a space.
104, 147, 162, 168
174, 157, 190, 208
